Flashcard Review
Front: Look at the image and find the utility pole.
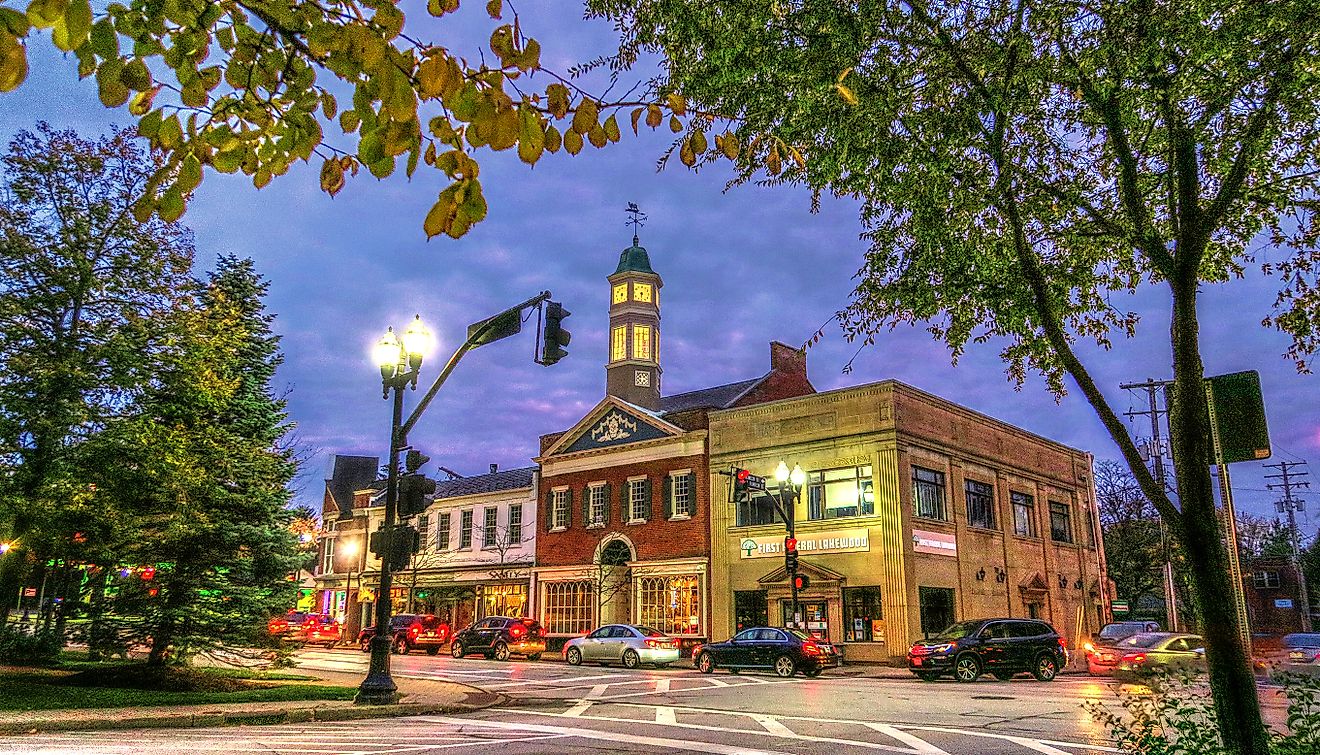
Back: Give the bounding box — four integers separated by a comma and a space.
1120, 378, 1180, 631
1265, 460, 1311, 632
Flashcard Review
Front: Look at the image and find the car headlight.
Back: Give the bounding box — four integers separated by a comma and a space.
928, 643, 954, 654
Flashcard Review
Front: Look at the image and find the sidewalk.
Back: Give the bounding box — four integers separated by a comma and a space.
0, 668, 502, 736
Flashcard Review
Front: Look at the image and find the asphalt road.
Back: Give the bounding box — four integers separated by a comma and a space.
7, 647, 1292, 754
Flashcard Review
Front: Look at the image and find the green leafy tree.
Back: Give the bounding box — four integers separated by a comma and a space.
588, 1, 1320, 752
1096, 459, 1167, 618
0, 123, 193, 628
0, 0, 709, 239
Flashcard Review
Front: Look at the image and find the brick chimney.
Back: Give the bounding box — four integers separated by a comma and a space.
770, 341, 808, 378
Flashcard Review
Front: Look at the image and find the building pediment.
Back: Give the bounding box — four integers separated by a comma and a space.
1019, 571, 1050, 594
757, 560, 848, 585
544, 397, 684, 457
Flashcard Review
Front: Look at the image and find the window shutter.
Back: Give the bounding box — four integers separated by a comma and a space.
566, 488, 574, 528
686, 473, 697, 516
582, 488, 591, 526
643, 477, 654, 521
620, 481, 630, 522
663, 475, 673, 520
603, 483, 612, 526
544, 491, 553, 532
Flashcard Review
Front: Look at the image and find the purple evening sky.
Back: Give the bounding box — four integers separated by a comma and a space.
1, 4, 1315, 526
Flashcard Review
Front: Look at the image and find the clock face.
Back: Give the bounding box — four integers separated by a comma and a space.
612, 284, 628, 304
634, 282, 653, 303
634, 370, 651, 387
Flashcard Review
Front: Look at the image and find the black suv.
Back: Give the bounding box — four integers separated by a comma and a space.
357, 613, 450, 655
450, 616, 546, 661
908, 618, 1069, 682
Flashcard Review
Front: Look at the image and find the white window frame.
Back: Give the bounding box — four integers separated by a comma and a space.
436, 511, 451, 550
551, 487, 570, 531
460, 509, 474, 549
416, 514, 430, 553
483, 506, 499, 548
669, 469, 693, 520
587, 483, 608, 528
628, 476, 648, 523
321, 537, 335, 574
508, 504, 522, 544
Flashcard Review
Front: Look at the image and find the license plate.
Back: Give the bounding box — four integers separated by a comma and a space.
912, 657, 923, 666
1290, 651, 1306, 660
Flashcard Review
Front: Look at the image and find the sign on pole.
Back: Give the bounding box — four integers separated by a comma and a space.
1111, 599, 1130, 614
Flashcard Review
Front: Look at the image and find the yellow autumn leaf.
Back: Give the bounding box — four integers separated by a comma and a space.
571, 98, 598, 135
666, 92, 685, 116
563, 128, 583, 155
691, 128, 707, 154
630, 107, 643, 135
720, 133, 740, 160
544, 124, 562, 153
1, 35, 30, 92
603, 114, 620, 143
646, 104, 662, 129
669, 115, 682, 133
679, 138, 695, 167
835, 83, 858, 106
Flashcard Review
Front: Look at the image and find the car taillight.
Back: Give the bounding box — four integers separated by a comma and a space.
803, 642, 822, 656
410, 625, 420, 636
645, 639, 663, 648
510, 625, 525, 638
1122, 652, 1146, 665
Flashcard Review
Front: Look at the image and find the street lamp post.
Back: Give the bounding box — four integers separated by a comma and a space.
357, 316, 433, 706
773, 462, 806, 630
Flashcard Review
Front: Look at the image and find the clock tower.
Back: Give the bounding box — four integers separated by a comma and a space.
606, 233, 662, 410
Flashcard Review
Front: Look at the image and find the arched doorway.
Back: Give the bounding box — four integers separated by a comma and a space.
597, 538, 634, 626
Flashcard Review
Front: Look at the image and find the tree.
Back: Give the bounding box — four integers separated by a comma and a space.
0, 0, 711, 239
589, 2, 1320, 752
0, 123, 193, 629
1095, 460, 1166, 617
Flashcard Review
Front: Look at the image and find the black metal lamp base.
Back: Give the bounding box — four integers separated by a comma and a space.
354, 635, 399, 705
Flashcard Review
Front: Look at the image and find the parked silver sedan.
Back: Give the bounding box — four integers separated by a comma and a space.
563, 624, 682, 669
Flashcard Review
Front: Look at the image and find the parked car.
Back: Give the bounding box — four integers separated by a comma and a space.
563, 624, 682, 669
1085, 621, 1162, 675
1280, 633, 1320, 675
269, 612, 341, 647
692, 627, 840, 678
907, 618, 1069, 683
357, 614, 450, 655
1252, 633, 1288, 672
1111, 632, 1206, 682
450, 616, 545, 661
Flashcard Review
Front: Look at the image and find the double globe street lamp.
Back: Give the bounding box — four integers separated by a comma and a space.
774, 461, 806, 630
357, 315, 433, 705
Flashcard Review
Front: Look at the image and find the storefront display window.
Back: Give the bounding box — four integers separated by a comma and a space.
843, 586, 884, 642
478, 583, 528, 619
918, 586, 955, 636
543, 580, 594, 634
782, 600, 829, 640
734, 590, 767, 632
807, 465, 874, 520
638, 575, 701, 636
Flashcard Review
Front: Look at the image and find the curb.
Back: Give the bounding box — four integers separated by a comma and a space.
0, 690, 506, 736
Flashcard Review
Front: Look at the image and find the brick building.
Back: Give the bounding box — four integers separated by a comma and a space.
1244, 555, 1311, 634
709, 382, 1108, 664
313, 454, 378, 633
531, 237, 814, 651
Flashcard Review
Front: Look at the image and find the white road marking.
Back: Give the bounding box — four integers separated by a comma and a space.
418, 715, 788, 755
563, 699, 595, 717
705, 676, 730, 686
656, 706, 677, 725
482, 672, 626, 688
752, 714, 796, 737
655, 678, 671, 693
863, 723, 952, 754
585, 683, 611, 699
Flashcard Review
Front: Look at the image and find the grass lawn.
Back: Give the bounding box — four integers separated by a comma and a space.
0, 665, 356, 711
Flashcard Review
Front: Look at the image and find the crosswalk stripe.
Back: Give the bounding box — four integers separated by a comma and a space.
752, 714, 796, 737
654, 678, 671, 693
418, 715, 787, 755
864, 723, 952, 754
655, 706, 677, 725
563, 700, 594, 717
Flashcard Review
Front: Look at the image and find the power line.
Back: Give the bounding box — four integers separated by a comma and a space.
1119, 377, 1180, 631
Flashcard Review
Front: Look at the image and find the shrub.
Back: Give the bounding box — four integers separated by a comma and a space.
1086, 669, 1320, 754
0, 624, 62, 665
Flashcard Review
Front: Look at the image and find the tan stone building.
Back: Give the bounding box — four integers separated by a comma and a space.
709, 381, 1108, 664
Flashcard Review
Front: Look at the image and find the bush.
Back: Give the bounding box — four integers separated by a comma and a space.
1086, 669, 1320, 754
0, 624, 62, 665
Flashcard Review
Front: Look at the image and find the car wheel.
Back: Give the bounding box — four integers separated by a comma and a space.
1033, 654, 1059, 682
393, 637, 409, 655
954, 654, 982, 682
360, 638, 371, 653
426, 646, 440, 656
527, 653, 542, 661
993, 672, 1015, 681
450, 641, 464, 658
773, 654, 796, 678
622, 649, 641, 669
566, 647, 583, 666
697, 652, 715, 674
915, 671, 940, 682
494, 642, 511, 662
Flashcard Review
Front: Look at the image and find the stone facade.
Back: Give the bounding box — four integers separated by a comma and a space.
709, 381, 1107, 664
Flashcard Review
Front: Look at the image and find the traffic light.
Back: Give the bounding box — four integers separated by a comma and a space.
793, 574, 810, 591
732, 467, 767, 502
389, 524, 420, 571
399, 472, 436, 517
539, 301, 572, 365
405, 449, 430, 473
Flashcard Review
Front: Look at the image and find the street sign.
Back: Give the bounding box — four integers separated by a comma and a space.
743, 472, 766, 492
1111, 600, 1130, 614
1166, 370, 1271, 464
1275, 598, 1294, 609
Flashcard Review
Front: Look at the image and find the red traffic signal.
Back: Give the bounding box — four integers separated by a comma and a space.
785, 537, 797, 553
793, 574, 811, 591
736, 469, 750, 484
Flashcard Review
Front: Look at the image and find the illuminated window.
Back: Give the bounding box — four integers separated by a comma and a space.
637, 575, 701, 636
808, 465, 874, 520
611, 326, 627, 362
612, 283, 628, 304
543, 581, 594, 634
633, 282, 652, 303
633, 324, 652, 360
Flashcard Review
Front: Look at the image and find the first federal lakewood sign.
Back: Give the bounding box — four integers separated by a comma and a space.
739, 529, 870, 559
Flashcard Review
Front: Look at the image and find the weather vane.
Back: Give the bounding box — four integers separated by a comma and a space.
625, 202, 647, 245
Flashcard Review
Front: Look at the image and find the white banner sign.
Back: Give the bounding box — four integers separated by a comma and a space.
738, 529, 870, 559
912, 528, 957, 557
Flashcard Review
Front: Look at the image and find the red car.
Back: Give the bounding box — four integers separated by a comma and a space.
268, 612, 342, 647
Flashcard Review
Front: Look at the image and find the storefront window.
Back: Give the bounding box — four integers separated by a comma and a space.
543, 580, 595, 634
807, 465, 874, 520
736, 495, 783, 527
638, 575, 702, 636
734, 590, 767, 632
843, 586, 883, 642
918, 586, 956, 636
782, 600, 829, 640
478, 583, 528, 619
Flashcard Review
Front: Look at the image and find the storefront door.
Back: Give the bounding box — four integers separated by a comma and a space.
781, 600, 830, 640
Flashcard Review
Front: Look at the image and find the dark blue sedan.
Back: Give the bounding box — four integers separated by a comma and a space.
693, 627, 841, 678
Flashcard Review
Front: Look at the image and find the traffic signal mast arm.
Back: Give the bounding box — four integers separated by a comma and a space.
400, 291, 553, 438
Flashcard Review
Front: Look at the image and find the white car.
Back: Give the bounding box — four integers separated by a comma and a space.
563, 624, 682, 669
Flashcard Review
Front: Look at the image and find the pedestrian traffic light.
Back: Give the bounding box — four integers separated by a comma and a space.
398, 472, 437, 517
793, 574, 811, 591
388, 525, 420, 571
539, 301, 572, 365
